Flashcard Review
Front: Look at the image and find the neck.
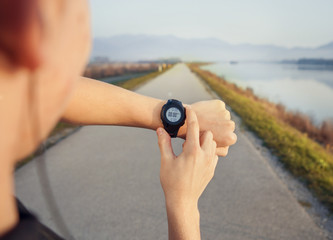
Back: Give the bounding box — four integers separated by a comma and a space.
0, 158, 18, 236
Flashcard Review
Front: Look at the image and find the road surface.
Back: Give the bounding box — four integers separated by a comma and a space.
15, 63, 328, 239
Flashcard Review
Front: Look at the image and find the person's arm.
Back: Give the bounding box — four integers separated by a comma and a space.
165, 203, 200, 240
62, 77, 237, 156
156, 107, 218, 240
62, 77, 165, 130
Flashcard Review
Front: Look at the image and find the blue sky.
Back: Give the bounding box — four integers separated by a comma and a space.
90, 0, 333, 48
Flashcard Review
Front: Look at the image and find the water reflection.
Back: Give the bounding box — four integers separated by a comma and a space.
202, 62, 333, 124
297, 64, 333, 72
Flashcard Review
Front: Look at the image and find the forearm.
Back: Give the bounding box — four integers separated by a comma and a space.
62, 77, 167, 131
166, 201, 201, 240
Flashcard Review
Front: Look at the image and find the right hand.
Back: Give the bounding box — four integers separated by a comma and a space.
156, 107, 218, 210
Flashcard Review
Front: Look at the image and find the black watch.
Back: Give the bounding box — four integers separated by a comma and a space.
160, 99, 186, 138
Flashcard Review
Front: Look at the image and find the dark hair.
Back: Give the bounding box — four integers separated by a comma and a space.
0, 0, 38, 66
1, 1, 73, 238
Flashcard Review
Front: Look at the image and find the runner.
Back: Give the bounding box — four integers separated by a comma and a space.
0, 1, 236, 239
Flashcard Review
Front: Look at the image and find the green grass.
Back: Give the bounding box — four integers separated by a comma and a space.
188, 63, 333, 213
115, 66, 172, 90
50, 121, 78, 136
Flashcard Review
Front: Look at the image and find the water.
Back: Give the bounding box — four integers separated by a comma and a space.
201, 62, 333, 124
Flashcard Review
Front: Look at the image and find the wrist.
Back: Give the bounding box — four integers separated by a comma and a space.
165, 198, 201, 239
166, 203, 200, 226
152, 99, 165, 130
165, 197, 199, 215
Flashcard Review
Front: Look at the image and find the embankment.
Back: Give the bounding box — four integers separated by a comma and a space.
188, 63, 333, 213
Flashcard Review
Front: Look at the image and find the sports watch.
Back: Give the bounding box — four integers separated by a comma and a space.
160, 99, 186, 138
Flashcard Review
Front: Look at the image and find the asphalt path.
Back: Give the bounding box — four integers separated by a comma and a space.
15, 63, 328, 239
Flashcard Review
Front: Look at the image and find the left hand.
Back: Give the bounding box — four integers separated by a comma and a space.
178, 100, 237, 156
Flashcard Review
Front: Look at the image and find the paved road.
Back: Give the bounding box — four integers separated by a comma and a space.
15, 63, 327, 239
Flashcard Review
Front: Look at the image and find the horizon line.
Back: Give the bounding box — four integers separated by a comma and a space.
93, 33, 332, 50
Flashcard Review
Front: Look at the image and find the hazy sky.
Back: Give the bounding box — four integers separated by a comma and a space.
90, 0, 333, 48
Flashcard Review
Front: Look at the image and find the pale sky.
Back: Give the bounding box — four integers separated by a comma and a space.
90, 0, 333, 48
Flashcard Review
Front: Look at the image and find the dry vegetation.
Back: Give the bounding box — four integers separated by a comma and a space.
53, 63, 172, 136
188, 63, 333, 212
197, 67, 333, 152
114, 65, 172, 90
84, 62, 159, 79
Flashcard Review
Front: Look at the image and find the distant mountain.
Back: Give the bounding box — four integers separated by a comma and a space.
317, 41, 333, 50
295, 58, 333, 66
91, 34, 333, 61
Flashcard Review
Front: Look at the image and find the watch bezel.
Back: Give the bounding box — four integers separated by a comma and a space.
161, 100, 186, 126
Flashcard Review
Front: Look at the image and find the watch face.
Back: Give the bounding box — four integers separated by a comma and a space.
166, 107, 182, 123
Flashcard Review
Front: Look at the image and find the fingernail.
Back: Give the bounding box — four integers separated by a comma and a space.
157, 128, 163, 136
186, 105, 191, 109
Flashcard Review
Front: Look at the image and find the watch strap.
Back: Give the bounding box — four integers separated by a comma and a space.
161, 99, 185, 138
162, 121, 180, 138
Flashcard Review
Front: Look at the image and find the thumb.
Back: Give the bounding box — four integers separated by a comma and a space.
156, 127, 175, 160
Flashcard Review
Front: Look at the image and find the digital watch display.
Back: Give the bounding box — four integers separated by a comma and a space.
160, 99, 186, 138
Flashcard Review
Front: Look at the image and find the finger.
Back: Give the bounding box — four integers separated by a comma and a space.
213, 155, 219, 168
199, 131, 205, 146
184, 107, 200, 149
211, 140, 217, 157
156, 127, 175, 160
228, 120, 236, 132
210, 155, 219, 179
224, 110, 231, 120
216, 147, 229, 157
229, 133, 237, 146
217, 132, 237, 147
200, 130, 213, 151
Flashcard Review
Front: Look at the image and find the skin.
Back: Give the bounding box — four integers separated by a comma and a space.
157, 107, 218, 240
0, 0, 236, 238
62, 77, 237, 156
0, 0, 91, 235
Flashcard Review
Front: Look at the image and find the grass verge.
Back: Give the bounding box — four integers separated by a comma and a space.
114, 66, 172, 90
188, 63, 333, 213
